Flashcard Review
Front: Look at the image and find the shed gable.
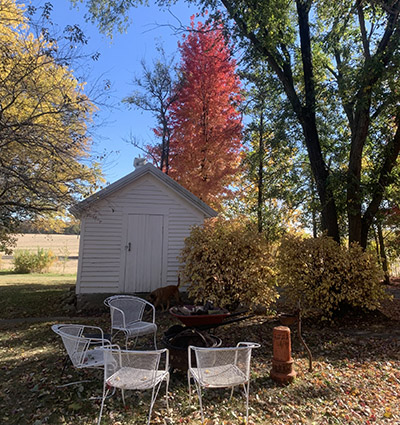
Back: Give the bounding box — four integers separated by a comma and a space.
76, 172, 207, 294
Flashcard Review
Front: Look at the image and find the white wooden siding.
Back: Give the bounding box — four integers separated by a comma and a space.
76, 209, 123, 294
166, 207, 202, 283
76, 173, 206, 294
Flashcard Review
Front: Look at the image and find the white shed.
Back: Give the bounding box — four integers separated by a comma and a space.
72, 163, 217, 295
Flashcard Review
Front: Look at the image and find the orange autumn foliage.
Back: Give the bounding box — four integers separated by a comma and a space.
167, 18, 243, 209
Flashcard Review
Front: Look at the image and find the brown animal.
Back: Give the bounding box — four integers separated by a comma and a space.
149, 277, 181, 312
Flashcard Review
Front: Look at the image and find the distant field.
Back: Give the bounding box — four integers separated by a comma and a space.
1, 233, 80, 274
5, 233, 80, 256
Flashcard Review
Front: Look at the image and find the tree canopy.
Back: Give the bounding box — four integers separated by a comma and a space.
0, 0, 102, 251
166, 18, 243, 209
73, 0, 400, 248
213, 0, 400, 248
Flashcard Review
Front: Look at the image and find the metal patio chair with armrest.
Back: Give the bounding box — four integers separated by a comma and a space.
97, 345, 170, 425
51, 323, 111, 385
188, 342, 260, 424
104, 295, 157, 349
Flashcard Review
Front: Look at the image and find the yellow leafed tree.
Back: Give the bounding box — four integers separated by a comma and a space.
0, 0, 103, 252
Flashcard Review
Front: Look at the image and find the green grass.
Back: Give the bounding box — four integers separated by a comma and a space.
0, 272, 76, 319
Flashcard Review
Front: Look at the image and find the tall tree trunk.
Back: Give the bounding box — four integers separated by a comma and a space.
301, 117, 340, 241
373, 226, 380, 262
346, 4, 400, 247
311, 180, 317, 238
257, 111, 264, 233
297, 0, 340, 242
361, 117, 400, 248
347, 102, 371, 245
377, 222, 390, 285
160, 108, 171, 174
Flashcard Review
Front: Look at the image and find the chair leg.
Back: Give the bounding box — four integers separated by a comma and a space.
193, 379, 204, 424
244, 381, 250, 424
187, 370, 192, 402
147, 386, 156, 425
147, 380, 164, 425
97, 384, 110, 425
165, 375, 170, 410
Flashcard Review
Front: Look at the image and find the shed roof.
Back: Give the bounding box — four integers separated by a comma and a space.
71, 163, 218, 218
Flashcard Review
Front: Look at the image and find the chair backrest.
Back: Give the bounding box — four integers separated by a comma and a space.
52, 324, 91, 368
104, 295, 153, 329
189, 342, 260, 384
102, 346, 168, 389
52, 324, 110, 368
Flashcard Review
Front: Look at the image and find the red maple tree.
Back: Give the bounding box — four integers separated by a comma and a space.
167, 18, 243, 209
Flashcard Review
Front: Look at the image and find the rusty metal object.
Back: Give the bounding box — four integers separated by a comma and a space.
270, 326, 297, 384
277, 306, 313, 373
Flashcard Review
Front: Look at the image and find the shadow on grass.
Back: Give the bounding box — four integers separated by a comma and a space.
0, 270, 16, 275
0, 321, 170, 425
0, 283, 75, 320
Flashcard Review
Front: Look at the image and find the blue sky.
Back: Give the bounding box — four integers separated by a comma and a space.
27, 0, 199, 184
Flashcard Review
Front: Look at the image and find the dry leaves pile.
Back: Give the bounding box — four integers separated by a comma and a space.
0, 292, 399, 425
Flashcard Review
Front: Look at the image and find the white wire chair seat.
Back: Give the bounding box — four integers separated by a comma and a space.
104, 295, 157, 349
106, 366, 169, 390
98, 345, 170, 425
188, 363, 247, 388
120, 321, 157, 337
188, 342, 260, 424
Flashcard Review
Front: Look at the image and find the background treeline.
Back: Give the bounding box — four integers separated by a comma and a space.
17, 218, 80, 235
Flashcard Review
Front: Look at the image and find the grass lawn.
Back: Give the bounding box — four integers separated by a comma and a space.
0, 274, 399, 424
0, 272, 76, 319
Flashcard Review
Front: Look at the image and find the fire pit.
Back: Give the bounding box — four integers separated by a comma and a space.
163, 326, 222, 372
165, 304, 254, 371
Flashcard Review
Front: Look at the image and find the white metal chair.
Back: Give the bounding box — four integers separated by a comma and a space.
104, 295, 158, 349
98, 345, 170, 425
188, 342, 260, 424
51, 324, 111, 386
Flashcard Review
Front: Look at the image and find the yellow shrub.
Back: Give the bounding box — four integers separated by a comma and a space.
179, 217, 278, 311
276, 234, 386, 319
13, 248, 55, 273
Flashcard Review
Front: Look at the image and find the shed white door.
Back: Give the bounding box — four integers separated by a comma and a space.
124, 214, 164, 293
